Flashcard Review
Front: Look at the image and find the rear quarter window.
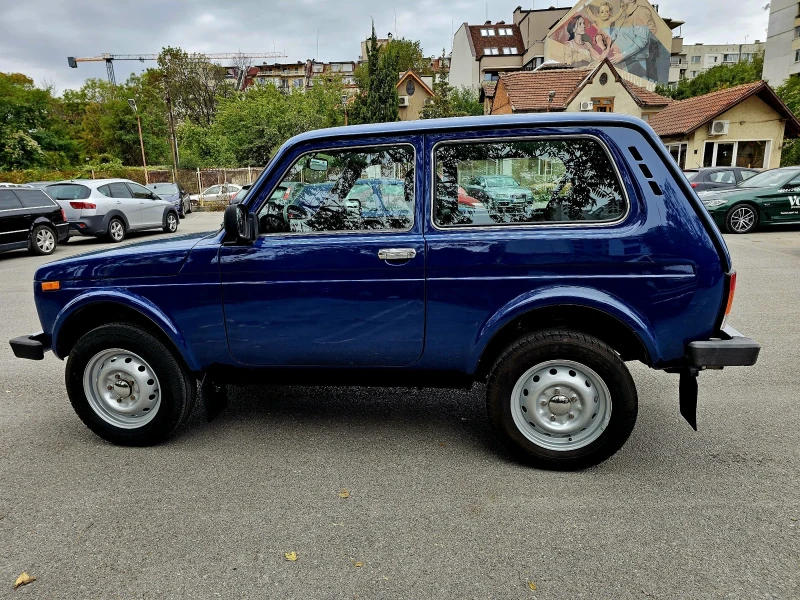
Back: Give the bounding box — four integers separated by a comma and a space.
14, 189, 57, 208
434, 137, 627, 227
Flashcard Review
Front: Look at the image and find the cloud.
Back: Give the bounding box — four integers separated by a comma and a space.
0, 0, 770, 93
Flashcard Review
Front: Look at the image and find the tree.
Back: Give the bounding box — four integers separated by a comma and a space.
157, 46, 232, 127
656, 53, 764, 100
421, 51, 484, 119
350, 22, 400, 125
384, 38, 432, 75
775, 76, 800, 166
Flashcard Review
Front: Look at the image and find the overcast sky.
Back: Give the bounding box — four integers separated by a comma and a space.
0, 0, 771, 93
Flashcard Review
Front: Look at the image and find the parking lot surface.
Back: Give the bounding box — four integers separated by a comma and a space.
0, 214, 798, 599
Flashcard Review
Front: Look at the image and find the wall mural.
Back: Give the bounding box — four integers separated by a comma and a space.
547, 0, 671, 84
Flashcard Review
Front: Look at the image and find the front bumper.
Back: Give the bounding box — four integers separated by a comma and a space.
9, 332, 51, 361
687, 325, 760, 368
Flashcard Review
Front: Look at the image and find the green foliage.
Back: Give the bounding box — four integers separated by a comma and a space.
384, 38, 432, 75
657, 54, 764, 100
350, 22, 400, 125
775, 76, 800, 166
421, 51, 483, 119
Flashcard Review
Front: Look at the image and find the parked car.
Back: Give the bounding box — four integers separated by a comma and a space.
683, 167, 759, 192
462, 174, 536, 213
189, 184, 242, 207
45, 179, 180, 243
230, 184, 251, 205
0, 185, 69, 255
25, 181, 60, 189
10, 114, 760, 470
145, 182, 192, 218
697, 166, 800, 234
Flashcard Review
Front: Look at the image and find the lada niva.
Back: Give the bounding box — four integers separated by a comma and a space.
10, 114, 760, 469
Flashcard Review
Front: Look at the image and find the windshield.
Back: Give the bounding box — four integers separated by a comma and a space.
146, 183, 178, 195
738, 169, 799, 188
684, 171, 700, 182
484, 176, 519, 187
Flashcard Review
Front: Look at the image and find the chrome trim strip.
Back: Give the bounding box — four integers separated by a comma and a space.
428, 133, 632, 232
0, 229, 29, 235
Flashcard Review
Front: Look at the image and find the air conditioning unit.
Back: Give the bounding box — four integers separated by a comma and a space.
580, 101, 594, 111
709, 120, 730, 136
398, 96, 409, 107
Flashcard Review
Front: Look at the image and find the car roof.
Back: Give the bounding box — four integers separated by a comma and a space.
49, 178, 136, 187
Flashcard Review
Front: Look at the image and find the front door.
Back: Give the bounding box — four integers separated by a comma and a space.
127, 182, 164, 226
104, 182, 142, 228
219, 139, 425, 367
763, 174, 800, 222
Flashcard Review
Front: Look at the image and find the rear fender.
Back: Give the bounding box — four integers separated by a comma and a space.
470, 286, 659, 370
51, 289, 199, 370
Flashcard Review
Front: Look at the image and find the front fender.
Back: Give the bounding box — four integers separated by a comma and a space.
469, 285, 659, 369
51, 289, 199, 370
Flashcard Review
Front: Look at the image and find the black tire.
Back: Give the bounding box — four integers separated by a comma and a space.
65, 323, 196, 446
725, 203, 758, 234
107, 217, 126, 243
486, 330, 638, 470
29, 224, 57, 255
163, 211, 179, 233
186, 199, 192, 214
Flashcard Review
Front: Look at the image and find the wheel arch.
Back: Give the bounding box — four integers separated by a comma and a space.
52, 292, 199, 373
162, 205, 179, 227
473, 293, 656, 381
102, 210, 131, 232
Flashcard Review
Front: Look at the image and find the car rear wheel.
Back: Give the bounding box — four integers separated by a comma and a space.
29, 224, 57, 255
725, 204, 758, 234
65, 323, 196, 446
486, 330, 638, 470
163, 212, 179, 233
107, 218, 126, 243
185, 198, 192, 214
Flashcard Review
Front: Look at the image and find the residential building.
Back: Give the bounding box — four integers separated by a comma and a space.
306, 60, 358, 92
360, 33, 393, 62
669, 42, 764, 87
449, 20, 526, 90
251, 61, 310, 92
763, 0, 800, 86
397, 71, 435, 121
487, 60, 672, 120
513, 6, 571, 71
649, 81, 800, 169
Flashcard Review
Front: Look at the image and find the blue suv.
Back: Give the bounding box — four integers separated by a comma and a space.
9, 115, 760, 470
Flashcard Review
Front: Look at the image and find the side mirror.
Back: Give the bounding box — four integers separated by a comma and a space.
223, 203, 253, 244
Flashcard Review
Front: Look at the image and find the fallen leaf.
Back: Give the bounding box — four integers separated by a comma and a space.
439, 442, 446, 447
350, 559, 364, 568
527, 581, 537, 591
284, 552, 298, 562
338, 489, 350, 498
791, 517, 798, 522
14, 572, 35, 589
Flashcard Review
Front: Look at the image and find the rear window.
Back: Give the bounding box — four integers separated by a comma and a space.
684, 170, 700, 182
434, 137, 627, 227
0, 189, 23, 210
47, 184, 91, 200
14, 189, 56, 208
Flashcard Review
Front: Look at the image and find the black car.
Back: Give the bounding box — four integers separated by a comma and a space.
0, 186, 69, 256
145, 182, 192, 218
684, 167, 759, 192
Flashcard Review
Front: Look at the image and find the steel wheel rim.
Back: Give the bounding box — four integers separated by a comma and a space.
167, 214, 177, 231
731, 207, 755, 232
36, 228, 55, 253
83, 348, 161, 429
110, 221, 124, 240
510, 359, 612, 451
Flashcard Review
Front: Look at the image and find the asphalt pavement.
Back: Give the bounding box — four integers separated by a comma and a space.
0, 213, 798, 599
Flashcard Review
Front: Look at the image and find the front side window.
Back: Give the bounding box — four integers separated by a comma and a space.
434, 138, 626, 227
259, 144, 415, 234
108, 183, 133, 198
709, 170, 735, 184
126, 182, 154, 199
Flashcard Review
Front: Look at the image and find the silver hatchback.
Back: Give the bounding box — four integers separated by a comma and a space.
46, 179, 181, 242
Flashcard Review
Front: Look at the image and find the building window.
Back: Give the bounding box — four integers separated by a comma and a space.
480, 28, 496, 36
690, 71, 698, 77
723, 54, 739, 63
484, 48, 500, 55
666, 143, 688, 170
502, 47, 518, 55
703, 140, 769, 169
795, 26, 800, 38
483, 71, 499, 81
741, 53, 753, 62
498, 28, 513, 35
691, 55, 701, 63
591, 97, 615, 113
795, 49, 800, 63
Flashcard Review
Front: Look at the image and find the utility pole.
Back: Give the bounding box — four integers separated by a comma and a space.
163, 76, 179, 170
127, 99, 149, 184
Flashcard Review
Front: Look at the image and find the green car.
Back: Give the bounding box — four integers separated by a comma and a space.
698, 167, 800, 234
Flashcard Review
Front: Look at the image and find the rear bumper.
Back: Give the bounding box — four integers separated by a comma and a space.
9, 332, 51, 361
55, 222, 70, 242
69, 215, 106, 236
687, 325, 760, 368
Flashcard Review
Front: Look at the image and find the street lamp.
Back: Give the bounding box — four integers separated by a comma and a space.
127, 98, 149, 184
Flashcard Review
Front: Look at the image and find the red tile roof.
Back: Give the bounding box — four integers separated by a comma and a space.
481, 81, 497, 99
649, 81, 800, 137
498, 69, 590, 111
465, 22, 524, 59
622, 81, 673, 108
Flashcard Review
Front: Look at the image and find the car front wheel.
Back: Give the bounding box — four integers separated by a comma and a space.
486, 330, 638, 470
725, 204, 758, 234
29, 224, 57, 255
163, 212, 179, 233
65, 323, 196, 445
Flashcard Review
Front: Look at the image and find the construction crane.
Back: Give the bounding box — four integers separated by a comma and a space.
67, 52, 287, 86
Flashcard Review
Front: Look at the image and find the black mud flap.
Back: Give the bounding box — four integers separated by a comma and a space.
201, 374, 228, 422
679, 368, 699, 431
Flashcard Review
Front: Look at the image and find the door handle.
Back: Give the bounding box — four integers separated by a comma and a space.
378, 248, 416, 261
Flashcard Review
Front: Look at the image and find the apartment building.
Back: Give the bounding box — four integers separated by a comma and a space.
449, 20, 527, 90
763, 0, 800, 86
669, 42, 764, 87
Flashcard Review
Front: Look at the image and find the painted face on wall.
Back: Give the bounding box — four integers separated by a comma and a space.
576, 16, 586, 36
598, 5, 611, 20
